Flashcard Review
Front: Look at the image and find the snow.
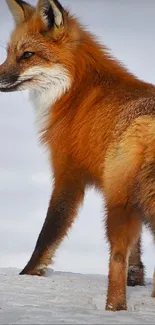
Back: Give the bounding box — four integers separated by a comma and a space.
0, 268, 155, 324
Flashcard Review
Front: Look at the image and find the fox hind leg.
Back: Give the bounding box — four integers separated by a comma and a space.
132, 158, 155, 297
127, 235, 145, 286
106, 204, 141, 311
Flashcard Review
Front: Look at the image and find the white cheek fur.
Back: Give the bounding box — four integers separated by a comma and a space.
25, 64, 72, 131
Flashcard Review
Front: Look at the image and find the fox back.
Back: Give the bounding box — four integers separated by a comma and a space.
1, 0, 155, 312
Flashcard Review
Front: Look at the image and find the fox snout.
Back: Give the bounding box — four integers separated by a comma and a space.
0, 70, 19, 92
0, 61, 34, 92
0, 59, 20, 92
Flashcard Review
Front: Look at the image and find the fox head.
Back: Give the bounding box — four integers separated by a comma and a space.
0, 0, 81, 93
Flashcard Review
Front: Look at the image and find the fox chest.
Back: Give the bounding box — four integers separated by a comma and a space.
29, 89, 54, 131
29, 67, 71, 131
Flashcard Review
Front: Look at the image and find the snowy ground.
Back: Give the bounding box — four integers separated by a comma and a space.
0, 269, 154, 324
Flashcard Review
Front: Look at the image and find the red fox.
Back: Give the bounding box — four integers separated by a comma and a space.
0, 0, 154, 311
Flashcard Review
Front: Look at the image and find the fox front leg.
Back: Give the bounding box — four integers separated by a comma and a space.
20, 172, 85, 276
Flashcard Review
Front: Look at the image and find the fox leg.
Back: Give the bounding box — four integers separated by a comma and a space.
132, 157, 155, 297
20, 170, 84, 276
127, 235, 145, 286
104, 116, 155, 308
105, 204, 141, 311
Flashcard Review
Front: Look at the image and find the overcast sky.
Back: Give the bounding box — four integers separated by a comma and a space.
0, 0, 155, 278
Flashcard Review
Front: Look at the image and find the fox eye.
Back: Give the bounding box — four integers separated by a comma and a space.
19, 52, 34, 61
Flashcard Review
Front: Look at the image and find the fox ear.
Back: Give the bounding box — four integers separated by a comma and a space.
37, 0, 65, 29
6, 0, 34, 25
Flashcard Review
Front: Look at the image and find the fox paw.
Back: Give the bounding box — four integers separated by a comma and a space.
127, 265, 145, 286
20, 264, 47, 276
